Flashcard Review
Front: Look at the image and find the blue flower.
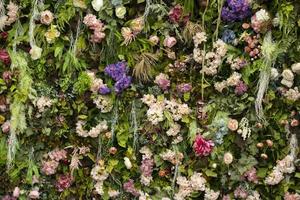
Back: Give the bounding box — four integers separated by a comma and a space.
221, 29, 236, 44
104, 61, 128, 81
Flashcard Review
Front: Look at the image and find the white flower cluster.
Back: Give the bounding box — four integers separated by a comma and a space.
202, 40, 227, 76
193, 32, 207, 47
281, 69, 294, 88
193, 31, 227, 76
141, 95, 191, 125
0, 2, 19, 30
255, 9, 270, 22
139, 191, 152, 200
204, 188, 220, 200
284, 87, 300, 101
214, 72, 242, 92
266, 131, 298, 185
160, 149, 183, 165
166, 123, 181, 136
237, 118, 251, 140
174, 173, 206, 200
87, 71, 105, 93
93, 95, 113, 113
227, 56, 247, 70
76, 120, 108, 138
35, 96, 52, 113
91, 161, 110, 196
246, 191, 261, 200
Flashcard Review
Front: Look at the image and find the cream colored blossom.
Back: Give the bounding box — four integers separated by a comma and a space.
40, 10, 54, 25
30, 45, 42, 60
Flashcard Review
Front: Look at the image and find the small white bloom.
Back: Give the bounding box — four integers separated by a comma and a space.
91, 0, 103, 11
124, 157, 132, 169
30, 45, 42, 60
223, 152, 233, 165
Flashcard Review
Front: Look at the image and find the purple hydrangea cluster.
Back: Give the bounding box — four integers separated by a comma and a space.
221, 0, 251, 22
104, 61, 132, 93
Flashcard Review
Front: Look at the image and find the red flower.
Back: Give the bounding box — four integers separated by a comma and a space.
0, 32, 8, 40
193, 135, 214, 156
169, 5, 183, 23
56, 174, 73, 192
0, 49, 11, 65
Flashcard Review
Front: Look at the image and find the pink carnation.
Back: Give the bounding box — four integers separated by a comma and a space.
234, 186, 248, 199
284, 192, 300, 200
193, 135, 214, 156
56, 174, 73, 192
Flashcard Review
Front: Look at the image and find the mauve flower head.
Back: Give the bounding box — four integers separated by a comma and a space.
123, 179, 140, 197
234, 186, 248, 199
41, 160, 59, 175
99, 85, 111, 95
0, 32, 8, 40
169, 4, 183, 23
221, 0, 251, 22
0, 49, 11, 65
177, 83, 192, 93
1, 121, 10, 134
243, 167, 258, 183
235, 81, 247, 95
1, 195, 16, 200
104, 61, 128, 81
114, 76, 132, 93
56, 174, 73, 192
2, 71, 12, 83
193, 135, 214, 156
140, 158, 154, 177
221, 29, 236, 44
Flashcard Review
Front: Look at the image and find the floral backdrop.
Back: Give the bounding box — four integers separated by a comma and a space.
0, 0, 300, 199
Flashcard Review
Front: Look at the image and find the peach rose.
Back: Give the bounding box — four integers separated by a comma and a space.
228, 118, 238, 131
163, 36, 177, 48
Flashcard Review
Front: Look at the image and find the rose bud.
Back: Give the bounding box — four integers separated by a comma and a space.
109, 147, 117, 155
266, 139, 273, 147
260, 153, 268, 160
256, 142, 264, 148
279, 119, 288, 125
291, 119, 299, 127
256, 122, 263, 128
242, 23, 250, 29
290, 111, 297, 116
159, 169, 167, 177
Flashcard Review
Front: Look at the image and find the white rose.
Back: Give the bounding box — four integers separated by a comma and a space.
223, 152, 233, 165
281, 79, 293, 88
29, 45, 42, 60
92, 0, 103, 11
282, 69, 294, 81
28, 190, 40, 199
291, 63, 300, 75
124, 157, 132, 169
115, 6, 127, 19
270, 68, 279, 80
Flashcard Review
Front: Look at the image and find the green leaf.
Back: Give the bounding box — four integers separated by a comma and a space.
257, 168, 268, 178
205, 169, 218, 177
188, 120, 197, 145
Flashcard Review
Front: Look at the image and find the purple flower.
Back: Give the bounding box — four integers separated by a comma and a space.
177, 83, 192, 93
140, 158, 154, 177
221, 29, 236, 44
114, 76, 132, 93
235, 81, 248, 95
104, 61, 128, 81
221, 0, 251, 22
99, 85, 111, 94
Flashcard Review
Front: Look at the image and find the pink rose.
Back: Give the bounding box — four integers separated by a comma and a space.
1, 121, 10, 134
28, 190, 40, 199
163, 36, 177, 48
13, 187, 20, 198
0, 49, 11, 65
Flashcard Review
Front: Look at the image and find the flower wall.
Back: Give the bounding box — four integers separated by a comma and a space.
0, 0, 300, 199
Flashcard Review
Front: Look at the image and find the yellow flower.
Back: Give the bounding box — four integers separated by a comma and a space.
45, 25, 60, 43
